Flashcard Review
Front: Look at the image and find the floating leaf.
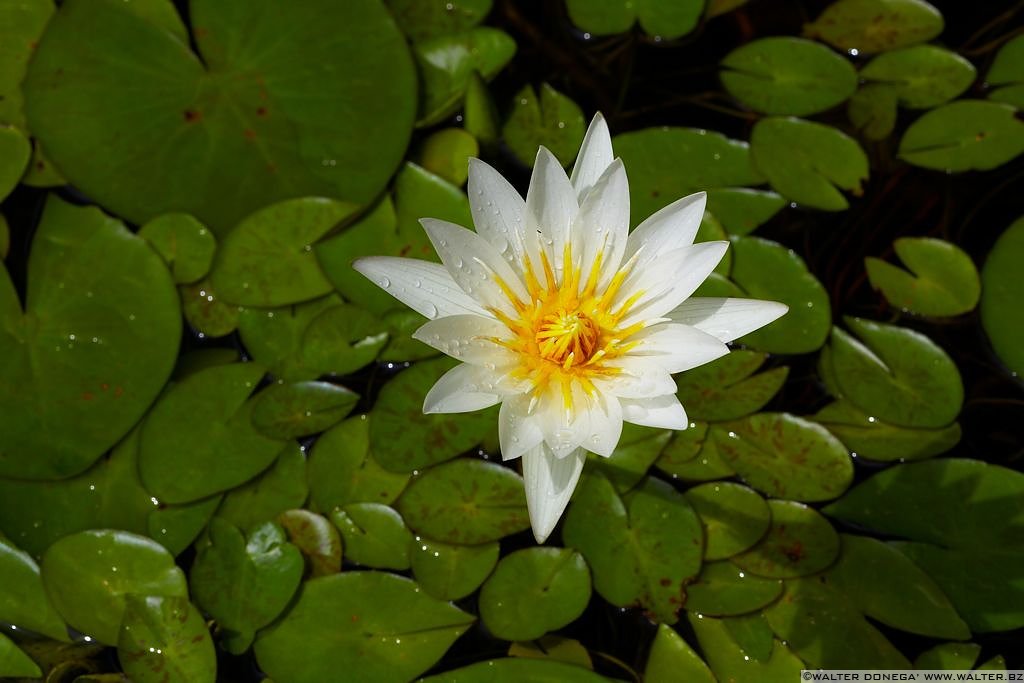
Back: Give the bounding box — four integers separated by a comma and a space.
732, 500, 840, 578
563, 473, 703, 624
866, 237, 980, 315
899, 100, 1024, 172
690, 613, 804, 681
479, 548, 591, 641
0, 126, 29, 202
986, 35, 1024, 108
685, 482, 770, 560
804, 0, 943, 54
464, 71, 501, 148
861, 45, 975, 108
396, 458, 530, 544
814, 399, 960, 461
0, 0, 53, 129
138, 213, 216, 285
588, 425, 671, 493
503, 83, 586, 167
508, 635, 593, 669
915, 642, 982, 670
251, 380, 358, 439
705, 188, 786, 236
117, 596, 216, 683
686, 561, 783, 616
676, 351, 788, 421
277, 509, 342, 578
0, 197, 180, 480
41, 530, 187, 645
180, 277, 238, 338
410, 537, 500, 601
720, 37, 856, 116
0, 633, 41, 678
24, 0, 417, 233
644, 624, 715, 683
330, 503, 413, 570
0, 535, 67, 640
421, 657, 611, 682
981, 216, 1024, 377
751, 116, 868, 211
416, 128, 479, 186
565, 0, 704, 40
848, 83, 899, 140
216, 443, 309, 532
386, 0, 492, 42
190, 519, 303, 654
254, 572, 475, 683
656, 423, 737, 483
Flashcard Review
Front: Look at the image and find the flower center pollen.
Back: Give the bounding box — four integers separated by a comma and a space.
535, 310, 600, 367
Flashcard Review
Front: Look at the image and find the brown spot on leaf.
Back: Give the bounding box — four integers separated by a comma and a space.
81, 392, 94, 401
183, 109, 201, 123
257, 106, 268, 117
244, 128, 256, 140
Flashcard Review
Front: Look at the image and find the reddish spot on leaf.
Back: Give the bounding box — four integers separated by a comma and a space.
114, 386, 124, 398
81, 392, 94, 401
398, 245, 412, 257
183, 109, 202, 123
659, 577, 672, 587
783, 541, 804, 563
350, 614, 359, 622
101, 383, 109, 391
194, 27, 209, 38
244, 129, 256, 140
256, 107, 268, 117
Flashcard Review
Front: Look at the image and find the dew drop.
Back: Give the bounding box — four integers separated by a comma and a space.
379, 276, 391, 288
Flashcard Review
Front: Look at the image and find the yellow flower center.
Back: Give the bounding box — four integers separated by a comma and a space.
535, 310, 600, 366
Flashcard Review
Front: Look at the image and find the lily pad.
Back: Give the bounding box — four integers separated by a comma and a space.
732, 500, 840, 578
396, 458, 530, 544
563, 473, 703, 624
117, 595, 216, 683
705, 188, 786, 236
720, 37, 857, 116
277, 509, 342, 578
190, 519, 303, 654
0, 535, 67, 640
915, 643, 982, 670
676, 351, 788, 422
685, 482, 770, 560
138, 362, 287, 504
503, 83, 586, 168
751, 116, 869, 211
861, 45, 975, 108
254, 572, 475, 683
216, 443, 309, 533
386, 0, 492, 43
0, 125, 29, 202
180, 277, 239, 338
138, 213, 216, 285
416, 128, 479, 186
410, 537, 500, 601
987, 35, 1024, 108
24, 0, 417, 233
981, 216, 1024, 377
565, 0, 704, 40
866, 237, 980, 315
899, 100, 1024, 172
686, 561, 783, 616
41, 530, 187, 645
479, 547, 591, 641
814, 399, 961, 461
251, 380, 358, 439
656, 423, 738, 482
614, 127, 765, 225
0, 0, 53, 129
330, 503, 413, 570
421, 657, 611, 682
804, 0, 944, 54
464, 71, 501, 148
0, 633, 41, 678
827, 318, 963, 428
689, 613, 805, 681
848, 83, 899, 140
588, 425, 671, 493
644, 624, 715, 683
0, 196, 180, 480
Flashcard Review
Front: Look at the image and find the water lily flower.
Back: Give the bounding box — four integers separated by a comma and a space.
354, 114, 787, 542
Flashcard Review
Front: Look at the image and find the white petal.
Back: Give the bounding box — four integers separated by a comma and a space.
584, 390, 623, 458
522, 443, 586, 543
615, 241, 729, 328
525, 147, 579, 279
623, 192, 707, 273
667, 297, 790, 343
412, 314, 516, 367
594, 357, 678, 399
423, 364, 502, 414
420, 218, 529, 317
353, 257, 488, 319
620, 395, 689, 430
537, 381, 592, 459
498, 394, 544, 461
570, 112, 614, 202
573, 159, 630, 293
626, 323, 730, 374
467, 158, 528, 269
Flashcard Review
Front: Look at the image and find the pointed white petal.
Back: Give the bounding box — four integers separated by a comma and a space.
573, 159, 630, 293
570, 112, 614, 202
498, 394, 544, 461
412, 314, 517, 367
620, 395, 689, 430
422, 364, 502, 414
667, 297, 790, 343
584, 390, 623, 458
536, 381, 592, 459
467, 158, 528, 270
594, 357, 678, 399
522, 443, 586, 543
525, 147, 579, 278
623, 192, 707, 273
421, 218, 529, 317
353, 257, 489, 319
626, 323, 730, 373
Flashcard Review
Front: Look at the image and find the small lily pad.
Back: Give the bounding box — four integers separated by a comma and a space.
277, 509, 343, 578
732, 500, 840, 578
690, 613, 804, 681
644, 624, 715, 683
720, 37, 857, 116
386, 0, 492, 42
117, 595, 216, 683
416, 128, 479, 186
216, 443, 309, 533
410, 537, 500, 601
987, 35, 1024, 108
565, 0, 704, 40
866, 237, 980, 316
861, 45, 975, 108
814, 400, 961, 461
138, 213, 216, 285
420, 657, 611, 682
180, 277, 239, 338
508, 635, 593, 669
396, 458, 530, 544
899, 100, 1024, 172
0, 535, 67, 640
705, 188, 786, 236
480, 547, 591, 641
464, 71, 501, 148
751, 116, 869, 211
915, 643, 982, 670
503, 83, 586, 168
848, 83, 899, 140
981, 216, 1024, 377
656, 424, 738, 483
330, 503, 413, 570
676, 351, 788, 422
251, 380, 358, 439
0, 0, 53, 129
686, 561, 783, 616
685, 482, 770, 560
804, 0, 944, 54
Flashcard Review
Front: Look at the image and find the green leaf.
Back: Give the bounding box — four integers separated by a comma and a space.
730, 235, 832, 354
396, 458, 530, 544
138, 362, 287, 504
705, 188, 786, 236
117, 596, 216, 683
563, 474, 703, 624
21, 140, 65, 187
655, 423, 737, 482
479, 548, 591, 641
371, 358, 493, 472
386, 0, 492, 42
565, 0, 704, 39
861, 45, 975, 108
415, 28, 516, 127
255, 572, 474, 683
411, 537, 500, 601
866, 237, 980, 315
251, 380, 358, 439
138, 213, 216, 285
720, 37, 857, 116
508, 635, 593, 669
804, 0, 943, 54
41, 530, 187, 645
421, 657, 612, 682
24, 0, 416, 233
899, 100, 1024, 172
0, 125, 30, 202
614, 127, 764, 226
981, 215, 1024, 376
191, 519, 303, 653
986, 35, 1024, 108
588, 425, 672, 493
848, 83, 899, 140
751, 116, 869, 211
676, 351, 788, 421
826, 318, 963, 428
464, 71, 501, 148
915, 643, 982, 670
179, 277, 239, 338
503, 83, 586, 168
644, 624, 715, 683
277, 509, 343, 578
0, 632, 41, 678
686, 561, 782, 616
685, 482, 770, 560
0, 0, 53, 129
732, 500, 840, 578
0, 535, 67, 640
689, 613, 805, 681
216, 443, 309, 533
0, 196, 180, 480
416, 128, 479, 187
330, 503, 413, 570
814, 399, 961, 462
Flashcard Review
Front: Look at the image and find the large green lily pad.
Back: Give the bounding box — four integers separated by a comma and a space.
981, 215, 1024, 377
899, 100, 1024, 172
23, 0, 416, 233
804, 0, 944, 54
866, 237, 980, 316
861, 45, 975, 108
117, 595, 216, 683
0, 196, 180, 479
814, 399, 961, 462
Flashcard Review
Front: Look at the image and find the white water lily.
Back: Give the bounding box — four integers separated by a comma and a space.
354, 114, 787, 543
